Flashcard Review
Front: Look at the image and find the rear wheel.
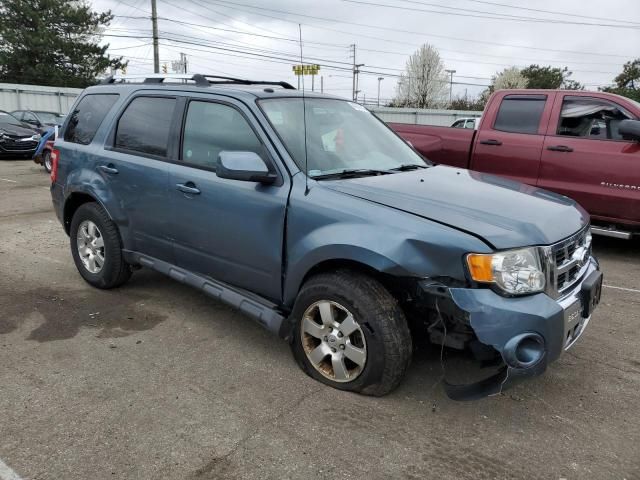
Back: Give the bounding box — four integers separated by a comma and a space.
42, 150, 52, 173
291, 270, 412, 396
70, 202, 131, 289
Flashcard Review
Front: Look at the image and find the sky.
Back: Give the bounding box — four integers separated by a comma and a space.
93, 0, 640, 104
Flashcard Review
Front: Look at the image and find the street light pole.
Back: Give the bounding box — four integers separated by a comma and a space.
445, 69, 456, 105
377, 77, 384, 107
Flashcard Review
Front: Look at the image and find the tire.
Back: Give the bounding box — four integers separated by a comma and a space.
69, 202, 131, 289
42, 150, 52, 173
291, 270, 412, 396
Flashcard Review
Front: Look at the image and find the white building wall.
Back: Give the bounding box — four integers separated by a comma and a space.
368, 106, 482, 126
0, 83, 82, 114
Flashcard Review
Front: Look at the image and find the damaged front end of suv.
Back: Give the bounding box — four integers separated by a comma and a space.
405, 226, 601, 400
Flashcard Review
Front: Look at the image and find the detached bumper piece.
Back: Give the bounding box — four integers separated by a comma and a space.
439, 258, 600, 401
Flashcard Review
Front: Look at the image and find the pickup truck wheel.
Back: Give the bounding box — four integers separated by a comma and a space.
291, 271, 412, 396
69, 202, 131, 289
42, 150, 52, 173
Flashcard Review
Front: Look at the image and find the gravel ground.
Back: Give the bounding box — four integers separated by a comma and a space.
0, 159, 639, 480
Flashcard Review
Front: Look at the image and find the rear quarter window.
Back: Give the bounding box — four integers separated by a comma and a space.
493, 95, 546, 134
64, 94, 119, 145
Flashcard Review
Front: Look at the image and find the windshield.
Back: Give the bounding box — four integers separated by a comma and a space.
0, 112, 23, 127
259, 98, 427, 177
36, 112, 64, 124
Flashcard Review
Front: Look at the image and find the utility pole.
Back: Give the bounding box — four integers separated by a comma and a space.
180, 52, 188, 73
350, 44, 356, 101
377, 77, 384, 107
151, 0, 160, 73
320, 76, 324, 93
354, 63, 364, 102
445, 69, 456, 105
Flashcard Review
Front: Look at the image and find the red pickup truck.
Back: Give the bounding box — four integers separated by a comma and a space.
390, 89, 640, 238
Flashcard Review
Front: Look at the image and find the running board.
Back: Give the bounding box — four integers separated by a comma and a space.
124, 251, 285, 336
591, 226, 633, 240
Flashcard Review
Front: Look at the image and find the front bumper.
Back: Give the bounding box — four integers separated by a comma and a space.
441, 257, 601, 400
0, 141, 39, 157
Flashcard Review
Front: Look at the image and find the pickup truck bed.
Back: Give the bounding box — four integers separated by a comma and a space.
389, 89, 640, 235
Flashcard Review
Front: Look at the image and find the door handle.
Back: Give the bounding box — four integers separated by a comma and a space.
176, 182, 201, 195
480, 139, 502, 146
98, 164, 119, 175
547, 145, 574, 152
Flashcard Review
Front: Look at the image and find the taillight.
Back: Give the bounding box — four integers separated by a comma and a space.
50, 148, 60, 183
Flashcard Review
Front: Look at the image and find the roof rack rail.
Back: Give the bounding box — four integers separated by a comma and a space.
99, 73, 296, 90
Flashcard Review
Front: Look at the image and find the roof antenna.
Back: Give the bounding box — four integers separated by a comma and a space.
299, 24, 310, 196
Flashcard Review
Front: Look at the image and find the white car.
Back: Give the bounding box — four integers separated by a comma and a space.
451, 117, 478, 129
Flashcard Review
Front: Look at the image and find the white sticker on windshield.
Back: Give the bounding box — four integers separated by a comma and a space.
348, 102, 369, 113
269, 111, 284, 125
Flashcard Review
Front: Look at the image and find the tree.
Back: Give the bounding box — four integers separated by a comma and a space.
521, 64, 583, 90
492, 67, 528, 90
0, 0, 126, 88
393, 44, 448, 108
603, 59, 640, 102
449, 94, 485, 111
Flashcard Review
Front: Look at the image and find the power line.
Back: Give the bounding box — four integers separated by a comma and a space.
454, 0, 640, 26
203, 0, 634, 59
342, 0, 640, 29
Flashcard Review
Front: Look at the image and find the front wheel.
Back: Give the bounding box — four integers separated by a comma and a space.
291, 270, 412, 396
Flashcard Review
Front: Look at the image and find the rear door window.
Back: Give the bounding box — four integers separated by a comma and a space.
493, 95, 546, 134
64, 94, 119, 145
557, 96, 634, 141
115, 96, 177, 157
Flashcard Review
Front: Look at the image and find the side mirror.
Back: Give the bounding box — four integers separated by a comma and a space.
619, 119, 640, 142
216, 151, 277, 184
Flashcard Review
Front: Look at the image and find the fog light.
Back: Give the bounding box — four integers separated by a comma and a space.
503, 333, 545, 368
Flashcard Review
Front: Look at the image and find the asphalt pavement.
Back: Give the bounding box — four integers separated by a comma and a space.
0, 159, 638, 480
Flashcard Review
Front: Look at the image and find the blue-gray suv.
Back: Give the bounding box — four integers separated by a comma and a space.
50, 74, 602, 399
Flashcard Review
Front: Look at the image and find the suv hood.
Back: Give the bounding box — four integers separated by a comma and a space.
321, 166, 588, 249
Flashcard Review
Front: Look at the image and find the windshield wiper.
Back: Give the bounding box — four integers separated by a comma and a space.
388, 164, 429, 171
311, 168, 393, 180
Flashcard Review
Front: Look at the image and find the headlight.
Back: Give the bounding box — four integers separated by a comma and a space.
466, 247, 546, 295
0, 133, 6, 142
31, 134, 41, 141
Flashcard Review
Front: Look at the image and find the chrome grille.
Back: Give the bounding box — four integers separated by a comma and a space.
1, 140, 38, 151
543, 225, 592, 299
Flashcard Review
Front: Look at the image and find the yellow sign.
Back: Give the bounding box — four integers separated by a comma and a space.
292, 64, 320, 75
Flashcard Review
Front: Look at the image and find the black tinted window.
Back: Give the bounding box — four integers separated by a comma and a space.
115, 97, 176, 157
64, 94, 119, 145
494, 95, 546, 134
182, 101, 262, 169
558, 97, 633, 140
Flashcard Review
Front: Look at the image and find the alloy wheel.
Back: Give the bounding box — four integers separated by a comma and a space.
301, 300, 367, 383
76, 220, 105, 274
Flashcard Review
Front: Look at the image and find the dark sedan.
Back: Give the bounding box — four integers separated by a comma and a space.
0, 111, 41, 159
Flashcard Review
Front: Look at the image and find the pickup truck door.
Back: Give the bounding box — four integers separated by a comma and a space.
470, 93, 555, 185
538, 94, 640, 226
168, 96, 288, 302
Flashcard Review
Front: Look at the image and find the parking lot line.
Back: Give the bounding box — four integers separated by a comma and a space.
0, 458, 22, 480
0, 178, 17, 183
604, 284, 640, 294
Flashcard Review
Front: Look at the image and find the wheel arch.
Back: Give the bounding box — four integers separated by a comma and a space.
63, 191, 116, 237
